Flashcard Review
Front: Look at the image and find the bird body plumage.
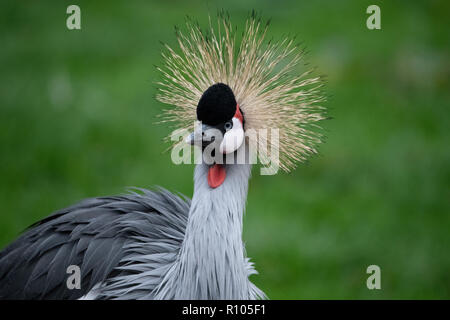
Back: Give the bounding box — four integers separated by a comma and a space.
0, 161, 265, 300
0, 188, 189, 299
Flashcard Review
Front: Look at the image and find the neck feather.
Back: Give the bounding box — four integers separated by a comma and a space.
155, 163, 252, 299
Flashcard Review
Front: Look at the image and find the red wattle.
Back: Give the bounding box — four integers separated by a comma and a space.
207, 164, 226, 188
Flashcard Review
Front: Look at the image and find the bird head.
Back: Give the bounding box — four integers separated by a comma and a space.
185, 83, 245, 188
186, 83, 244, 154
157, 14, 327, 189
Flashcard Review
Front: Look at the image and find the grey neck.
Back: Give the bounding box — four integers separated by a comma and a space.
155, 162, 253, 299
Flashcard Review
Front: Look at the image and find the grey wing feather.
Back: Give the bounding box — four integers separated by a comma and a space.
0, 187, 190, 300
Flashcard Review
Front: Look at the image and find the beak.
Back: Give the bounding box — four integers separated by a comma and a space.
219, 117, 244, 154
185, 123, 217, 146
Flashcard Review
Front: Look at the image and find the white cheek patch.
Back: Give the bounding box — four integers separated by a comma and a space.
219, 117, 244, 154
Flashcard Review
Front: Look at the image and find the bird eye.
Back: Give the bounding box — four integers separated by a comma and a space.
224, 121, 233, 131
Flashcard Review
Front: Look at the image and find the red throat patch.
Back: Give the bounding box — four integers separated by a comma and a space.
207, 164, 226, 188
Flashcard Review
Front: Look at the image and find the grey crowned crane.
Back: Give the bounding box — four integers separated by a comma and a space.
0, 15, 326, 299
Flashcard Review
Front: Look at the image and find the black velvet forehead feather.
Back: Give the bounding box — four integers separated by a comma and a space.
196, 83, 236, 126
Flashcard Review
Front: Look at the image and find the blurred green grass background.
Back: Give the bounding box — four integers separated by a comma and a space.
0, 0, 449, 299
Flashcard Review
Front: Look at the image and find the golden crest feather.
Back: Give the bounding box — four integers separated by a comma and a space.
156, 13, 327, 172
